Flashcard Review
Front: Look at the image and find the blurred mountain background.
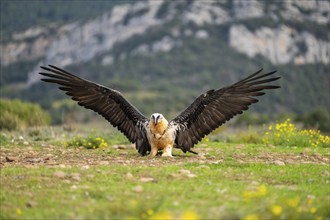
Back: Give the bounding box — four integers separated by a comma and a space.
1, 0, 329, 129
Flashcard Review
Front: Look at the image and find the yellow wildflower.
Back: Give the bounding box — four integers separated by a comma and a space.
180, 210, 199, 220
16, 208, 22, 215
149, 211, 173, 220
287, 197, 300, 208
242, 190, 254, 200
147, 209, 154, 216
130, 200, 138, 208
271, 205, 282, 216
310, 207, 317, 214
307, 197, 314, 205
243, 185, 267, 200
256, 185, 267, 196
243, 214, 259, 220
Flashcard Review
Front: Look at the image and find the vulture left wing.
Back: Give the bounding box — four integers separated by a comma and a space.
170, 69, 280, 153
39, 65, 151, 155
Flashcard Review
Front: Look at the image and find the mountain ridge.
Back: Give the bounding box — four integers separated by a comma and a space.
0, 0, 329, 120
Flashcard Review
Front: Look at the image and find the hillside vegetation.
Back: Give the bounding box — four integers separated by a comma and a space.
0, 0, 329, 127
0, 1, 124, 40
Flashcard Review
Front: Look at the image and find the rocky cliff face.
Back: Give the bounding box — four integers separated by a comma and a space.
229, 25, 329, 65
1, 0, 329, 85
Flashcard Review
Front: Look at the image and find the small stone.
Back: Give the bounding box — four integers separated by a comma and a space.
106, 195, 114, 201
173, 201, 179, 206
113, 145, 126, 149
140, 177, 155, 182
81, 165, 90, 170
186, 173, 197, 178
71, 173, 81, 181
251, 181, 259, 185
118, 145, 126, 149
26, 158, 42, 163
26, 201, 37, 208
178, 169, 191, 175
235, 144, 245, 149
132, 185, 143, 193
53, 171, 66, 178
267, 144, 276, 148
6, 156, 18, 162
99, 161, 109, 165
273, 160, 285, 166
197, 165, 209, 169
72, 176, 81, 182
322, 171, 330, 176
177, 169, 197, 178
126, 172, 134, 179
87, 174, 95, 179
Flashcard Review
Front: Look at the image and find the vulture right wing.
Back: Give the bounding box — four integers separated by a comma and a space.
171, 69, 280, 153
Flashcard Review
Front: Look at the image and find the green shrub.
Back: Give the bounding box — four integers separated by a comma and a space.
226, 129, 262, 144
298, 108, 330, 132
0, 111, 21, 131
235, 112, 271, 126
65, 134, 108, 149
0, 99, 51, 130
263, 119, 330, 148
0, 133, 10, 146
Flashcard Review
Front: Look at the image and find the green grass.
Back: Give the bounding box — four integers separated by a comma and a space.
0, 126, 329, 219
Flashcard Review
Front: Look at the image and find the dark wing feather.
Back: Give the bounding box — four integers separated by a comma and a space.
171, 69, 280, 153
39, 65, 151, 155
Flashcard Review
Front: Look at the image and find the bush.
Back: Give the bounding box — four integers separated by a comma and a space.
235, 112, 271, 126
65, 134, 108, 149
0, 99, 51, 130
298, 108, 330, 132
262, 119, 330, 148
0, 133, 10, 146
225, 129, 262, 144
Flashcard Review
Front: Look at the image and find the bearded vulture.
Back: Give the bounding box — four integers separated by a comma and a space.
39, 65, 280, 157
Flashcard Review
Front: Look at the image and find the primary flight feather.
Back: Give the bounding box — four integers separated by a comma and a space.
39, 65, 280, 157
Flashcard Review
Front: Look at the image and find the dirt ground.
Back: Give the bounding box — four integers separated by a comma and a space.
1, 143, 329, 168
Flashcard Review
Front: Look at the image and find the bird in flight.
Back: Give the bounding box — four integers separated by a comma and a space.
40, 65, 280, 157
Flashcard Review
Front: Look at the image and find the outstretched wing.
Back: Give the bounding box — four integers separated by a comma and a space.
39, 65, 151, 155
171, 69, 280, 153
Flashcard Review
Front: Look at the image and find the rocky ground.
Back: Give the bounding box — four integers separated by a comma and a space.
1, 142, 328, 169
